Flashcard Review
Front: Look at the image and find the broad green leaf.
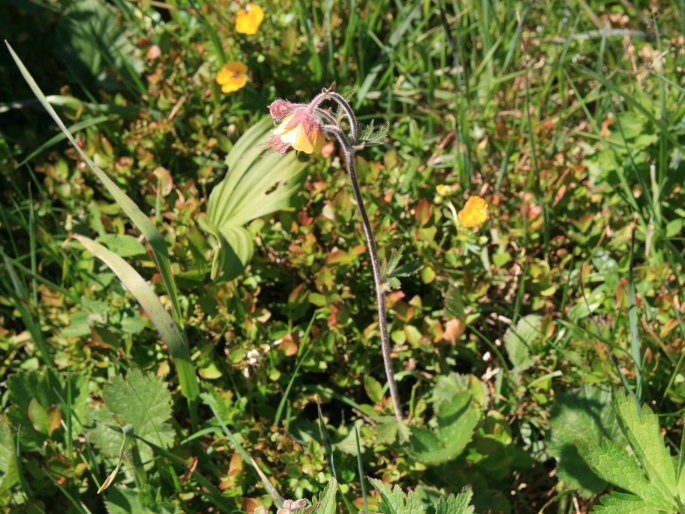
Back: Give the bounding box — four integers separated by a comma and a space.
90, 370, 174, 461
408, 392, 479, 466
435, 488, 475, 514
74, 235, 198, 399
370, 478, 424, 514
576, 439, 655, 501
104, 371, 174, 447
54, 0, 143, 88
432, 373, 488, 413
6, 41, 183, 331
0, 417, 19, 497
27, 398, 50, 434
548, 386, 617, 495
591, 492, 665, 514
613, 392, 678, 503
7, 369, 88, 450
364, 375, 384, 404
61, 311, 93, 337
206, 118, 306, 281
503, 314, 542, 370
311, 478, 338, 514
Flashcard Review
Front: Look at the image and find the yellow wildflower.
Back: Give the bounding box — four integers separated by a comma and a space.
216, 61, 247, 93
270, 112, 325, 154
436, 184, 453, 196
236, 3, 264, 35
458, 195, 488, 228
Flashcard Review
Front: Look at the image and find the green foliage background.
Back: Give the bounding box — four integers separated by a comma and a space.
1, 0, 685, 513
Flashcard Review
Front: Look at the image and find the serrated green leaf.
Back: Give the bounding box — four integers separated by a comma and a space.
383, 248, 404, 278
370, 479, 425, 514
591, 492, 664, 514
311, 478, 337, 514
503, 314, 542, 370
613, 392, 679, 504
548, 386, 617, 495
102, 370, 174, 449
359, 119, 389, 146
375, 416, 401, 445
435, 487, 475, 514
576, 439, 655, 501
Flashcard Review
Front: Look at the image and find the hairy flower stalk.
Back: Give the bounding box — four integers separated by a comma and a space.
268, 88, 403, 421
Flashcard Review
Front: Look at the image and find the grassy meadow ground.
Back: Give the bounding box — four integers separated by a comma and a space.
1, 0, 685, 513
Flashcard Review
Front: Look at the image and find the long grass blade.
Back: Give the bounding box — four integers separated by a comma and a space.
5, 41, 184, 326
73, 235, 198, 399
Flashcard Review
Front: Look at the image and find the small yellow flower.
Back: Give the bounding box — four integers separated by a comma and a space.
436, 184, 453, 196
216, 61, 248, 93
236, 3, 264, 35
458, 195, 488, 228
271, 113, 325, 154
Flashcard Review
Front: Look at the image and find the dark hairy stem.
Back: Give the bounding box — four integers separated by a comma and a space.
343, 150, 403, 422
311, 88, 402, 421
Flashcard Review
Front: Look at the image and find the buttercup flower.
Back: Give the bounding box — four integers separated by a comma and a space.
236, 3, 264, 35
216, 61, 248, 93
268, 108, 325, 154
458, 195, 488, 228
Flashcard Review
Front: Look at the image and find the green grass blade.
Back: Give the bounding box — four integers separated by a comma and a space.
202, 392, 284, 506
354, 426, 369, 514
1, 253, 55, 370
73, 235, 198, 400
273, 313, 316, 428
355, 0, 422, 109
5, 41, 184, 326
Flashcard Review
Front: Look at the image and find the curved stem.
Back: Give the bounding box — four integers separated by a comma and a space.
328, 92, 359, 144
343, 150, 402, 422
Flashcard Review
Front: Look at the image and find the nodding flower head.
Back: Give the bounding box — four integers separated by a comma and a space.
267, 105, 325, 155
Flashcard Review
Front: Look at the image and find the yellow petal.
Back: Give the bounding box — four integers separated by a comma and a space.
458, 196, 488, 228
246, 4, 264, 24
216, 62, 247, 92
236, 4, 264, 34
273, 114, 293, 136
280, 124, 314, 153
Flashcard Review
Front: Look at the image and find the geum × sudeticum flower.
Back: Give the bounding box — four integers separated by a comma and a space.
266, 99, 326, 155
216, 61, 248, 93
264, 87, 404, 422
236, 3, 264, 35
459, 195, 488, 228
